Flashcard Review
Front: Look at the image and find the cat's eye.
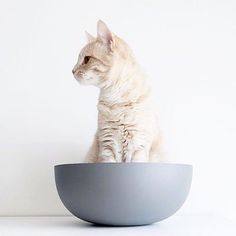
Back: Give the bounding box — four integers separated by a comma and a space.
83, 56, 90, 65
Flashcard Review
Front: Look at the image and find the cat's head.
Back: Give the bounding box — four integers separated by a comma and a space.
72, 20, 133, 88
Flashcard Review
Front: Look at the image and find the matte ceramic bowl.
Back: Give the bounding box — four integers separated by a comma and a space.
55, 163, 192, 226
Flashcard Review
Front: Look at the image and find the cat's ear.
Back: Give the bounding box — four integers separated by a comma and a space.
97, 20, 114, 50
85, 31, 95, 43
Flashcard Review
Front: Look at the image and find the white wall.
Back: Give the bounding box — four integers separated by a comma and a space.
0, 0, 236, 219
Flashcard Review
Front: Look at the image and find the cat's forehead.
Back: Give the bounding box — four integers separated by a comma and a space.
79, 41, 107, 59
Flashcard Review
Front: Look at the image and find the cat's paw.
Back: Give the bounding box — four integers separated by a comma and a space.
131, 149, 148, 162
98, 148, 117, 163
98, 157, 116, 163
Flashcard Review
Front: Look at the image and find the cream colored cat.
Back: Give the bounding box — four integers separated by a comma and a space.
72, 20, 163, 163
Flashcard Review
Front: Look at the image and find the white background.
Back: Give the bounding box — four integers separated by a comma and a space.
0, 0, 236, 220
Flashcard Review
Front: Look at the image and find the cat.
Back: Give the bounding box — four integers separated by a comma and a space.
72, 20, 163, 163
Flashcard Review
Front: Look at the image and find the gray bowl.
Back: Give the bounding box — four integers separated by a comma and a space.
54, 163, 192, 226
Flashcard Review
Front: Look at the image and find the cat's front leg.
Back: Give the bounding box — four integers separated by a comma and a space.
98, 147, 116, 162
130, 149, 148, 162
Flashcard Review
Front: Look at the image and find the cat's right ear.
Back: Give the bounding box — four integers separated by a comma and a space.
97, 20, 114, 51
85, 31, 95, 43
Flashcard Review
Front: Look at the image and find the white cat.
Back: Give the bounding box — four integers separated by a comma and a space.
72, 20, 163, 163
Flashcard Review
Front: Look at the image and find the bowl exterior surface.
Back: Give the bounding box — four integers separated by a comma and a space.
55, 163, 192, 226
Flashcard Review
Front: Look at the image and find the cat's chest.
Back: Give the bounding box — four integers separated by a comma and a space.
97, 105, 147, 160
98, 117, 134, 160
98, 107, 136, 130
98, 106, 137, 139
97, 102, 145, 142
99, 115, 135, 136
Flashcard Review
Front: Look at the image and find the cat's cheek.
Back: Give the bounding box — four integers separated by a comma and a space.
76, 76, 95, 86
84, 72, 100, 86
76, 77, 89, 85
75, 76, 84, 84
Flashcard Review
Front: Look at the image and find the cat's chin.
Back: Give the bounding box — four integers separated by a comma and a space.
75, 77, 93, 86
75, 73, 100, 86
75, 78, 86, 84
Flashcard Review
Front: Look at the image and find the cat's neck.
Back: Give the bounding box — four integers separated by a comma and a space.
98, 61, 151, 107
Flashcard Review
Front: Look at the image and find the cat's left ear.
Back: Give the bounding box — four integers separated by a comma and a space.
97, 20, 114, 51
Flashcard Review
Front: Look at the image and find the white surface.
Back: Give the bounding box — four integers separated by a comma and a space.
0, 0, 236, 219
0, 215, 235, 236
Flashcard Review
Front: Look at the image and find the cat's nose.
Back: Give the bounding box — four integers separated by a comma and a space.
72, 66, 78, 74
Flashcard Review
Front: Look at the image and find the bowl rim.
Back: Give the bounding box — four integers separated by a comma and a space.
54, 162, 193, 168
